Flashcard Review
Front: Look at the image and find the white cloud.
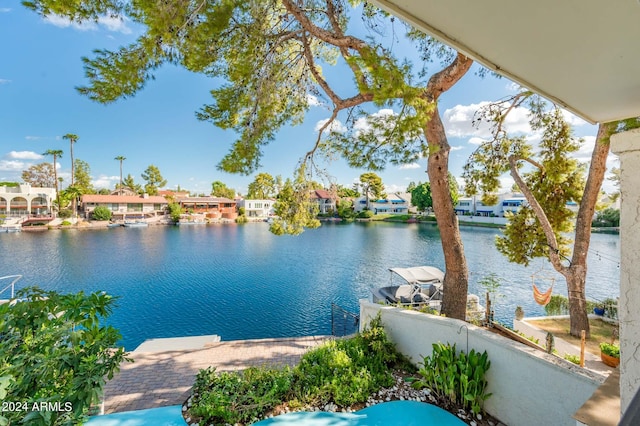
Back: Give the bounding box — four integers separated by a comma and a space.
92, 175, 119, 189
0, 8, 11, 13
444, 102, 533, 139
505, 81, 522, 92
98, 15, 132, 34
450, 145, 464, 151
44, 14, 131, 34
574, 135, 596, 162
561, 109, 588, 127
314, 118, 346, 133
385, 184, 406, 194
7, 151, 43, 160
306, 94, 322, 107
0, 79, 10, 84
0, 160, 24, 171
25, 135, 42, 140
468, 137, 486, 146
399, 163, 421, 170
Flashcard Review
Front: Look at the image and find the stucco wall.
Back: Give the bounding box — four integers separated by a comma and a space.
359, 300, 604, 426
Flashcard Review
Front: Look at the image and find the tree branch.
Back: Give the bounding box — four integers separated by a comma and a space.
508, 155, 568, 274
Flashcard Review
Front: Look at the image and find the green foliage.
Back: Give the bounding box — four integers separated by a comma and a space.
544, 295, 569, 316
600, 342, 620, 358
359, 173, 385, 210
592, 208, 620, 228
336, 199, 356, 219
141, 165, 166, 195
478, 273, 503, 301
411, 182, 432, 212
57, 209, 72, 219
0, 287, 130, 425
168, 202, 182, 223
564, 354, 581, 365
357, 210, 374, 219
235, 215, 248, 224
91, 205, 112, 221
292, 314, 410, 406
247, 173, 276, 199
464, 99, 583, 266
211, 180, 235, 199
123, 174, 143, 195
413, 343, 491, 415
336, 184, 359, 198
74, 159, 95, 194
61, 220, 72, 226
21, 162, 56, 187
270, 167, 320, 236
191, 366, 293, 425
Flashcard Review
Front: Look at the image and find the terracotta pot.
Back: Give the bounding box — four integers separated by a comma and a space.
601, 352, 620, 368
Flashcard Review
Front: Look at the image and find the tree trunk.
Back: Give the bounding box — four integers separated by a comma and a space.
564, 122, 615, 337
426, 106, 469, 319
565, 264, 590, 337
423, 52, 473, 320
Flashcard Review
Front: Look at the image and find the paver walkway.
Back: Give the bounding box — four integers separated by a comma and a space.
103, 336, 329, 413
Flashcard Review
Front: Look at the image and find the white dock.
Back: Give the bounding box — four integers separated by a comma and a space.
133, 334, 221, 353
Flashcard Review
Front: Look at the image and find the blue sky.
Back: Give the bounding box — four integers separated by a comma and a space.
0, 2, 611, 196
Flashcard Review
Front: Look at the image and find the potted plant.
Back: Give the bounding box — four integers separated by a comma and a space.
600, 342, 620, 367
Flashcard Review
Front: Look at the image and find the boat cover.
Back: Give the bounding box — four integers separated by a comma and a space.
388, 266, 444, 285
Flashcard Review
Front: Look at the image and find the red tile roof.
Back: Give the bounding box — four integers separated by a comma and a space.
82, 194, 168, 204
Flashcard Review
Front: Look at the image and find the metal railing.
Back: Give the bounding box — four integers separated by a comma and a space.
330, 303, 359, 337
0, 275, 22, 300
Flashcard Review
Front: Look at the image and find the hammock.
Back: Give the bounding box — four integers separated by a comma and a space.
533, 283, 554, 306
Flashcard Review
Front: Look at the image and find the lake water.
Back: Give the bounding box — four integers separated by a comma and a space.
0, 222, 620, 350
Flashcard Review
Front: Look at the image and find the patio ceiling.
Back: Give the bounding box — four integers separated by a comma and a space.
369, 0, 640, 124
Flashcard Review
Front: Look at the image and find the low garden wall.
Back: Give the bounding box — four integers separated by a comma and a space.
359, 300, 605, 426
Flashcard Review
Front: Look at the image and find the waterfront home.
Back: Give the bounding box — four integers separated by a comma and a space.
0, 184, 56, 217
310, 189, 337, 215
178, 196, 237, 220
158, 189, 190, 200
237, 199, 275, 219
354, 192, 412, 215
455, 192, 527, 218
81, 194, 168, 220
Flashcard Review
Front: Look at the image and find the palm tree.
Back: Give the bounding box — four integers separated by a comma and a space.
42, 149, 63, 213
62, 134, 79, 217
115, 156, 126, 195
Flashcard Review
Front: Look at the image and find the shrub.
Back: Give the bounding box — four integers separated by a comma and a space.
235, 215, 248, 224
61, 220, 72, 226
0, 288, 129, 426
357, 210, 374, 219
91, 206, 112, 221
292, 314, 411, 406
564, 354, 581, 365
191, 366, 293, 425
413, 343, 491, 415
58, 209, 72, 219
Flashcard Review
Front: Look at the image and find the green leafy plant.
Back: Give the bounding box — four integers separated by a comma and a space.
600, 342, 620, 358
413, 343, 492, 415
0, 287, 130, 425
357, 209, 374, 219
57, 209, 72, 219
564, 354, 581, 365
91, 205, 112, 221
60, 220, 72, 226
191, 366, 293, 425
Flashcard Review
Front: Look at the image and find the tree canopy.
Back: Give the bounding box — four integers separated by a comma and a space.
21, 162, 56, 187
410, 182, 432, 212
211, 180, 236, 199
247, 172, 276, 199
359, 172, 385, 210
141, 165, 166, 195
74, 159, 95, 195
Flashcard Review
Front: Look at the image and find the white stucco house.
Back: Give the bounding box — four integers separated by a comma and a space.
0, 184, 56, 217
354, 192, 411, 215
237, 199, 275, 219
